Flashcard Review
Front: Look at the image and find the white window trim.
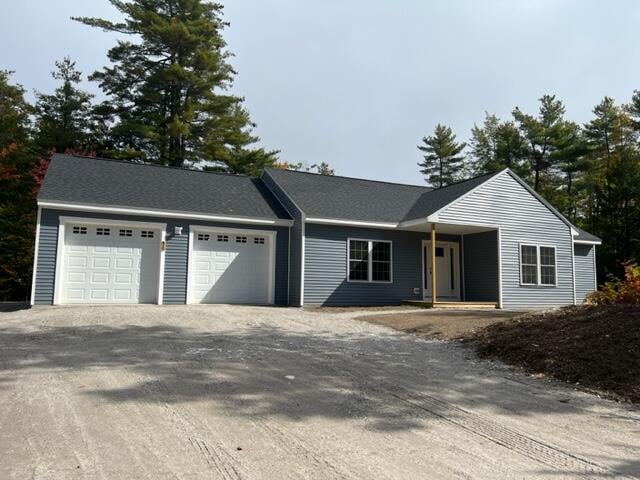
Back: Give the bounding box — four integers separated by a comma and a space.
519, 243, 558, 287
186, 225, 277, 305
53, 216, 167, 305
346, 238, 393, 284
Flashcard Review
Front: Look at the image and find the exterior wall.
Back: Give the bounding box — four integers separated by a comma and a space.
574, 244, 596, 303
261, 171, 304, 306
33, 208, 290, 306
303, 223, 460, 305
438, 172, 575, 309
463, 231, 499, 301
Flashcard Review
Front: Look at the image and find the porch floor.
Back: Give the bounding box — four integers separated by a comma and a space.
403, 300, 498, 309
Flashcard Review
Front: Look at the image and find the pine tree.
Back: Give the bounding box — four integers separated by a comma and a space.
418, 124, 466, 188
469, 112, 528, 177
74, 0, 276, 171
513, 95, 570, 192
34, 57, 94, 153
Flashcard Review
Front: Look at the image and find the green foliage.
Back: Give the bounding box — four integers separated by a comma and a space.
34, 57, 94, 153
74, 0, 275, 171
587, 262, 640, 305
469, 112, 529, 178
0, 71, 39, 300
418, 124, 466, 188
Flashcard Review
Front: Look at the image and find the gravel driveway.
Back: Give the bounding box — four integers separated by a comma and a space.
0, 305, 638, 479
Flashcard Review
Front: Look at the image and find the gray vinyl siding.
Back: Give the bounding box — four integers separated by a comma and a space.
303, 223, 460, 305
574, 244, 596, 303
33, 209, 59, 304
463, 231, 499, 301
438, 171, 575, 309
262, 171, 304, 306
32, 208, 289, 306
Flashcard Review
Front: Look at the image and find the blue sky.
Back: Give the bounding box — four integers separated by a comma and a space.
2, 1, 639, 184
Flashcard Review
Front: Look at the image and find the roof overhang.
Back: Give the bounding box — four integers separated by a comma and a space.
573, 239, 602, 245
37, 200, 294, 227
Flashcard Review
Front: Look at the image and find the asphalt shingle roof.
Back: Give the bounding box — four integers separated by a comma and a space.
574, 227, 602, 243
264, 167, 499, 223
39, 154, 291, 221
264, 167, 432, 223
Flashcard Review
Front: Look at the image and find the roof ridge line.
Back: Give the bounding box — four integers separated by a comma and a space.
52, 153, 251, 179
265, 166, 432, 190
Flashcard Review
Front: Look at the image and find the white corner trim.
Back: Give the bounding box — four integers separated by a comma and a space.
30, 206, 42, 305
158, 229, 166, 305
300, 213, 306, 307
305, 217, 399, 229
571, 234, 577, 305
497, 227, 503, 308
38, 200, 293, 227
593, 245, 598, 291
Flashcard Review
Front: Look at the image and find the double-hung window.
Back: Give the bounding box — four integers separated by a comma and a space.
520, 244, 556, 286
348, 239, 392, 283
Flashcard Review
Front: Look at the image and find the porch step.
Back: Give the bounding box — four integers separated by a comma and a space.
402, 300, 498, 309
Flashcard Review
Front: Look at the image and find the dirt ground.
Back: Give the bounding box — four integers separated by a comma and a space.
466, 305, 640, 403
358, 308, 522, 340
0, 305, 639, 479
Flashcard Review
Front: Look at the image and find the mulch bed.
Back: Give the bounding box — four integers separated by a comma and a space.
463, 305, 640, 403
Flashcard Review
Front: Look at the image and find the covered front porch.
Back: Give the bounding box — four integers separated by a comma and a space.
402, 220, 501, 309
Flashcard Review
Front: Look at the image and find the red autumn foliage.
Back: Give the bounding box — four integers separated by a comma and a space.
586, 261, 640, 304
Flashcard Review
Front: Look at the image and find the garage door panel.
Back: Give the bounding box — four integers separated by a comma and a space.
60, 223, 161, 304
189, 231, 272, 304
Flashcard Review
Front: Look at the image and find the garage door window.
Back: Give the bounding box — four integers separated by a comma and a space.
236, 236, 247, 243
72, 226, 87, 235
197, 233, 210, 241
254, 237, 265, 245
141, 230, 154, 238
96, 227, 110, 236
119, 229, 133, 237
217, 235, 229, 242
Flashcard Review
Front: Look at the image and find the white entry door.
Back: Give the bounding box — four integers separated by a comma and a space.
188, 230, 274, 304
59, 222, 161, 304
423, 241, 460, 300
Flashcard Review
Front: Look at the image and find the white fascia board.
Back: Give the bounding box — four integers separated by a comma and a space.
573, 239, 602, 245
38, 200, 293, 227
305, 217, 399, 229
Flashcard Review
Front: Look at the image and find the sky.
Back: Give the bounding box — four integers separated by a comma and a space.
2, 0, 640, 184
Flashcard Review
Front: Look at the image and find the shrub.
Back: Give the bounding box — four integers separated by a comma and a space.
586, 262, 640, 305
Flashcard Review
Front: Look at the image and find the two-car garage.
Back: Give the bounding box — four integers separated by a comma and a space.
54, 218, 276, 306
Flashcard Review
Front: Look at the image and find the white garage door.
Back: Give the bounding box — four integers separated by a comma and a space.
188, 230, 273, 304
59, 222, 161, 304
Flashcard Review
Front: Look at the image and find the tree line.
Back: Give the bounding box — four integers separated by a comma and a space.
418, 93, 640, 281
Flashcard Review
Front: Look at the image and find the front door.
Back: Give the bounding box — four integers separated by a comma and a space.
423, 241, 460, 300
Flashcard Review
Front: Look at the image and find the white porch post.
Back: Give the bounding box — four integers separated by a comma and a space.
430, 223, 437, 305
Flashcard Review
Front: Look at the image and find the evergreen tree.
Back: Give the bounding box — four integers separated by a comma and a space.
512, 95, 570, 192
418, 124, 466, 188
469, 112, 528, 177
74, 0, 276, 170
34, 57, 94, 152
